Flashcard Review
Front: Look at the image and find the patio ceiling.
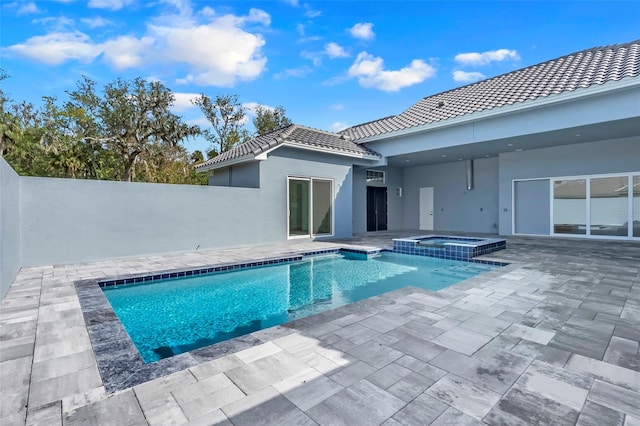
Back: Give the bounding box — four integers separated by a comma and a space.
384, 116, 640, 167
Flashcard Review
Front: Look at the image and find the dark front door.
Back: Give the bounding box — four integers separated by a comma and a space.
367, 186, 388, 232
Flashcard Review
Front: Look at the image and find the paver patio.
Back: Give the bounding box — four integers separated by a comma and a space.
1, 231, 639, 425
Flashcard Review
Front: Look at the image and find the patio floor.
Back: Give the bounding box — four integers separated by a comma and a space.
1, 232, 639, 425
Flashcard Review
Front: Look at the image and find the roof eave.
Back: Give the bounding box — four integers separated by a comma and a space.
356, 77, 640, 144
195, 154, 256, 173
279, 141, 381, 160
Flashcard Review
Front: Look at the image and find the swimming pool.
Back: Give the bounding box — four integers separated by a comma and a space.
102, 251, 499, 363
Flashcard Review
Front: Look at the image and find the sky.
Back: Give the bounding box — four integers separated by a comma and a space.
1, 0, 639, 153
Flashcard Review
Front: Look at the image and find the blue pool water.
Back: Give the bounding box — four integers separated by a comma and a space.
103, 252, 498, 362
417, 237, 481, 245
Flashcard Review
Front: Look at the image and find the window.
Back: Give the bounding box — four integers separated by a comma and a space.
366, 170, 385, 184
288, 178, 333, 238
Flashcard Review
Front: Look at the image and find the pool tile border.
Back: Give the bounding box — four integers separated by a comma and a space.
75, 246, 506, 393
393, 234, 507, 261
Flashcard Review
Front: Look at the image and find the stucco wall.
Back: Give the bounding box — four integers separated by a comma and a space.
261, 148, 357, 239
20, 177, 267, 266
352, 166, 405, 234
513, 179, 551, 235
403, 157, 499, 233
0, 158, 21, 299
498, 136, 640, 235
209, 162, 260, 188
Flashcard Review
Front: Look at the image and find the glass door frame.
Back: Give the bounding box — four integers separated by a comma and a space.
550, 171, 640, 240
287, 176, 335, 239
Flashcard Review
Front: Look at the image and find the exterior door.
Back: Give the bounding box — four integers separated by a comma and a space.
419, 187, 434, 230
366, 187, 388, 232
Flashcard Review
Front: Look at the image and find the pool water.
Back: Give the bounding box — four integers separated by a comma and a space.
103, 252, 498, 362
418, 237, 481, 245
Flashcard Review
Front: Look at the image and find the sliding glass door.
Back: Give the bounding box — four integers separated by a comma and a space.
288, 178, 333, 238
552, 173, 639, 239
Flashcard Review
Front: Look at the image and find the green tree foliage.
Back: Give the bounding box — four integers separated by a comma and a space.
192, 94, 250, 155
64, 76, 201, 181
0, 72, 289, 186
252, 105, 293, 136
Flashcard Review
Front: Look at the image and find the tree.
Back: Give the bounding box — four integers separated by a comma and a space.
252, 105, 293, 136
193, 94, 249, 155
1, 72, 51, 176
65, 76, 201, 181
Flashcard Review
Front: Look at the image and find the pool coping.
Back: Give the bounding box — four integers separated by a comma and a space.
74, 246, 509, 393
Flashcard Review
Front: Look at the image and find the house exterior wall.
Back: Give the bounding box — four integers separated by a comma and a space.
498, 136, 640, 235
352, 166, 405, 234
209, 162, 260, 188
261, 147, 357, 239
402, 157, 499, 233
0, 158, 21, 299
513, 179, 551, 235
20, 177, 268, 266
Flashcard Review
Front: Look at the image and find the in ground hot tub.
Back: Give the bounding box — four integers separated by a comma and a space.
393, 235, 506, 261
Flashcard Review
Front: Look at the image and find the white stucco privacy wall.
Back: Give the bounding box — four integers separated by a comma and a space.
20, 177, 270, 266
0, 158, 21, 299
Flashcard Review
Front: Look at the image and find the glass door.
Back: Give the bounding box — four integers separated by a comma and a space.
553, 179, 586, 235
288, 178, 333, 238
551, 173, 639, 239
288, 179, 310, 237
633, 175, 640, 238
590, 176, 629, 237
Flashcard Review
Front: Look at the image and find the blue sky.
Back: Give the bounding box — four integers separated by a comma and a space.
2, 0, 639, 153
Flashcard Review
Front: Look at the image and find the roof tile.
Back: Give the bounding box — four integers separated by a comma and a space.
196, 124, 380, 169
341, 39, 640, 141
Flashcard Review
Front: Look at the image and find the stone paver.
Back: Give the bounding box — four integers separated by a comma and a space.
1, 232, 639, 425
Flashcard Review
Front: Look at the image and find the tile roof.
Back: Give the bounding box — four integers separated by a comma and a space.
196, 124, 380, 170
341, 39, 640, 141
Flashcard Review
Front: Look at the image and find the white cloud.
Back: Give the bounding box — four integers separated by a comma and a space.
163, 13, 268, 86
282, 0, 299, 6
88, 0, 134, 11
31, 16, 75, 31
348, 52, 435, 92
81, 16, 114, 28
304, 5, 321, 18
5, 31, 100, 65
101, 36, 154, 69
243, 102, 274, 115
452, 70, 485, 83
454, 49, 519, 66
330, 121, 349, 132
245, 8, 271, 26
17, 2, 40, 15
301, 50, 322, 66
171, 92, 200, 112
330, 103, 344, 111
349, 22, 374, 40
325, 42, 349, 59
6, 6, 271, 88
274, 66, 312, 79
